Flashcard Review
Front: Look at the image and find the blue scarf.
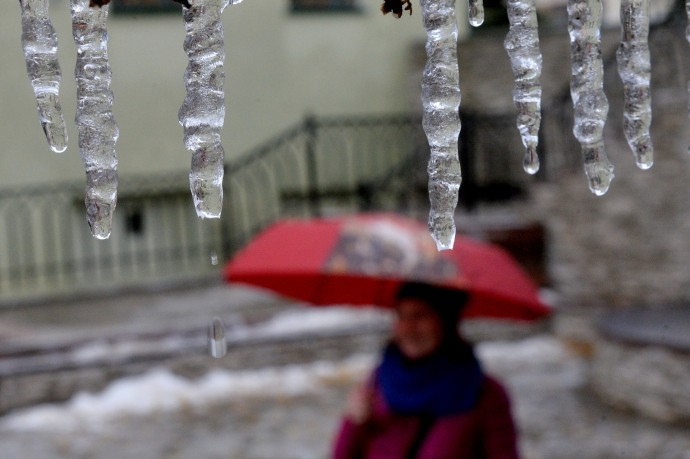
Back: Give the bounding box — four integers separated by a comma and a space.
376, 342, 484, 418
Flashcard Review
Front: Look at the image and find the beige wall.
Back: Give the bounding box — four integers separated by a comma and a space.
1, 0, 469, 188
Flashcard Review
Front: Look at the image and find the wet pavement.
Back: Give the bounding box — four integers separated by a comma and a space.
0, 280, 286, 344
598, 306, 690, 351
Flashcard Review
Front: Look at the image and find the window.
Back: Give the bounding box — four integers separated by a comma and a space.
124, 206, 145, 235
291, 0, 359, 14
111, 0, 181, 15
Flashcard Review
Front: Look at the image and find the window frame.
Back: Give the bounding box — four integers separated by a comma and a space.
290, 0, 361, 14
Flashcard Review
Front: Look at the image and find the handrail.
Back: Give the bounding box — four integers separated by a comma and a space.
0, 113, 428, 303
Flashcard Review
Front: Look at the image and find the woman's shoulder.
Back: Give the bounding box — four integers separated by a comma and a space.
476, 374, 513, 412
482, 374, 509, 394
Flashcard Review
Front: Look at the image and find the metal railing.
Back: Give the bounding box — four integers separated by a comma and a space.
221, 113, 428, 253
0, 114, 429, 303
0, 100, 581, 304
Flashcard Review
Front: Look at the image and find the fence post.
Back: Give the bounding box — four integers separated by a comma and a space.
536, 109, 547, 182
459, 112, 478, 211
219, 163, 236, 259
304, 114, 322, 218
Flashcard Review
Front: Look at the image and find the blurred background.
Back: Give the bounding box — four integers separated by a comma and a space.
0, 0, 689, 457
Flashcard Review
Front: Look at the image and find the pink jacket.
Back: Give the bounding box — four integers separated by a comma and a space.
333, 375, 519, 459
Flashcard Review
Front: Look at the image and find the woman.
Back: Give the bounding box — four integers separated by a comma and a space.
332, 282, 519, 459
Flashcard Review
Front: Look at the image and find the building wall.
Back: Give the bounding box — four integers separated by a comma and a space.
0, 0, 469, 188
528, 20, 690, 308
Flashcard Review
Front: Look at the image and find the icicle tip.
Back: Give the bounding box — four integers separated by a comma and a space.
585, 165, 614, 196
634, 142, 654, 170
190, 178, 223, 219
522, 146, 540, 175
468, 0, 485, 27
85, 199, 114, 240
428, 214, 456, 251
43, 122, 68, 153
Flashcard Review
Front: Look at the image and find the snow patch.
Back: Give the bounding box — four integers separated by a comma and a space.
0, 354, 376, 433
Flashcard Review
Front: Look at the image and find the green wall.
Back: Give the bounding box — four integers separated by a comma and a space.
1, 0, 469, 188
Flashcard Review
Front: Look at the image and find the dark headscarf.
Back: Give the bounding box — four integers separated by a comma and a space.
395, 281, 469, 346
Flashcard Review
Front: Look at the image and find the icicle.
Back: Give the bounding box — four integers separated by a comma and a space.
420, 0, 461, 251
71, 0, 119, 239
616, 0, 653, 169
504, 0, 542, 175
686, 0, 690, 155
19, 0, 68, 154
687, 0, 690, 43
178, 0, 238, 219
468, 0, 484, 26
208, 316, 227, 358
567, 0, 614, 196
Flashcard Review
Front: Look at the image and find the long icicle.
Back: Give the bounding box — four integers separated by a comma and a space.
504, 0, 543, 175
71, 0, 119, 239
567, 0, 614, 196
686, 0, 690, 154
420, 0, 461, 251
617, 0, 653, 169
19, 0, 68, 154
178, 0, 234, 219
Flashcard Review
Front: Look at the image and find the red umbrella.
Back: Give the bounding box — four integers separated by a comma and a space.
223, 213, 550, 321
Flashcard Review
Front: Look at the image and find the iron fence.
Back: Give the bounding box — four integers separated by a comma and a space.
0, 114, 430, 303
0, 109, 575, 304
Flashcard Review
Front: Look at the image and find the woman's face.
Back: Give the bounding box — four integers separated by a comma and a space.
393, 298, 445, 360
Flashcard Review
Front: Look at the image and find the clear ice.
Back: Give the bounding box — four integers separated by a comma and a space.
567, 0, 614, 196
686, 0, 690, 155
616, 0, 653, 169
19, 0, 68, 154
208, 316, 227, 358
504, 0, 543, 175
178, 0, 235, 219
420, 0, 462, 251
468, 0, 484, 27
71, 0, 119, 239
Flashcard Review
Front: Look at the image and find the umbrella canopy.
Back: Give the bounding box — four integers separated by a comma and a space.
224, 213, 550, 321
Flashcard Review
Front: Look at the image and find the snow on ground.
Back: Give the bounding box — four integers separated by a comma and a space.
2, 304, 689, 459
0, 354, 375, 433
2, 329, 689, 459
56, 306, 392, 368
232, 306, 392, 337
0, 335, 569, 434
1, 306, 392, 433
